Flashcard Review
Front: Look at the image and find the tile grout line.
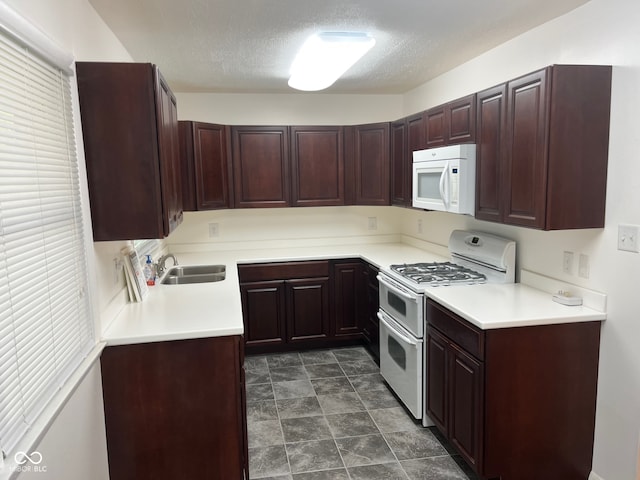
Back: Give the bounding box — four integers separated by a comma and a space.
341, 353, 412, 480
247, 348, 471, 480
269, 353, 295, 479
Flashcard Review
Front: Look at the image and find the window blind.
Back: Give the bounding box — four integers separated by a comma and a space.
0, 24, 93, 457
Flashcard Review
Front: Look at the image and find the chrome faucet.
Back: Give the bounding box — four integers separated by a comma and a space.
155, 253, 178, 277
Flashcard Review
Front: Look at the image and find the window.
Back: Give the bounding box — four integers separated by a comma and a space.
0, 12, 94, 458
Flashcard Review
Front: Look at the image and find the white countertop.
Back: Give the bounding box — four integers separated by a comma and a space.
425, 282, 606, 330
102, 242, 606, 346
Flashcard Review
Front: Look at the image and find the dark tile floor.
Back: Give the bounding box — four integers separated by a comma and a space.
245, 346, 478, 480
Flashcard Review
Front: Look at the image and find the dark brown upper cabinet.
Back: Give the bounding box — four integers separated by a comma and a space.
475, 84, 507, 223
345, 122, 390, 206
391, 120, 408, 206
231, 126, 290, 208
479, 65, 612, 230
391, 113, 424, 207
179, 121, 233, 211
425, 94, 476, 148
448, 94, 477, 144
76, 62, 183, 241
178, 122, 197, 212
290, 126, 344, 206
424, 106, 447, 148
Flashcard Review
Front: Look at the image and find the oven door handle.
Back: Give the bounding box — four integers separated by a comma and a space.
376, 276, 419, 303
378, 312, 419, 346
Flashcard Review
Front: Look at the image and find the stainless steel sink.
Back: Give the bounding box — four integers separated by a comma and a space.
160, 265, 226, 285
166, 265, 226, 276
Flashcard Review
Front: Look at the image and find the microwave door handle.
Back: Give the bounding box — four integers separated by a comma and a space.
378, 312, 419, 346
439, 161, 450, 210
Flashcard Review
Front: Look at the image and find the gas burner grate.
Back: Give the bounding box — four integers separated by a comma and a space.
391, 262, 486, 286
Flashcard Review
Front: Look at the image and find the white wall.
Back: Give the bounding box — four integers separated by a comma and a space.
166, 206, 402, 252
16, 364, 109, 480
1, 1, 133, 478
177, 92, 403, 125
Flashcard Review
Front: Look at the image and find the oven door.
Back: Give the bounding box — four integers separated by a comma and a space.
378, 309, 423, 420
377, 274, 423, 338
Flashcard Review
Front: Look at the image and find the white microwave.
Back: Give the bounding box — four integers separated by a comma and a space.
412, 144, 476, 214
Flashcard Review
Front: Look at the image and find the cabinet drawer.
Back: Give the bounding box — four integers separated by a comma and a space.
427, 300, 485, 360
238, 261, 330, 282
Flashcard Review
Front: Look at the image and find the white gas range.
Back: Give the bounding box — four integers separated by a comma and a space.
377, 230, 516, 426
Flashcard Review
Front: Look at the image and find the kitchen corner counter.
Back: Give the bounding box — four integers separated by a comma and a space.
101, 243, 439, 346
425, 282, 606, 330
101, 242, 606, 346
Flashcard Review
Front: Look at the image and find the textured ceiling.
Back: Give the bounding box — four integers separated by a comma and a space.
88, 0, 590, 94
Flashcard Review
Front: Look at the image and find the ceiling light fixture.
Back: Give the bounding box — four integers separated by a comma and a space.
288, 32, 376, 91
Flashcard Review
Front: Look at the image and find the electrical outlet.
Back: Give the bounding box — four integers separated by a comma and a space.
578, 253, 590, 279
618, 224, 640, 252
208, 222, 219, 238
368, 217, 377, 230
418, 219, 423, 234
562, 251, 574, 275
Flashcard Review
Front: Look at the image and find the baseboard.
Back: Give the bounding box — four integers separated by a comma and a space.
589, 472, 605, 480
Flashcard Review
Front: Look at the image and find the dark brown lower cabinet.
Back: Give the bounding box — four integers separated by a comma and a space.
239, 261, 332, 353
101, 335, 248, 480
361, 262, 380, 362
332, 261, 364, 340
239, 260, 376, 354
426, 325, 483, 472
426, 299, 601, 480
286, 277, 330, 344
241, 279, 287, 349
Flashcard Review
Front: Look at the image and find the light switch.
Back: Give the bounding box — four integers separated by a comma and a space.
618, 224, 640, 252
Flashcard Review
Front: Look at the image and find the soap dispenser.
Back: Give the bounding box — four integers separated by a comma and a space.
143, 254, 155, 286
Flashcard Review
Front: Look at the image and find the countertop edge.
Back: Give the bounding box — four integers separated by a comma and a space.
104, 326, 245, 346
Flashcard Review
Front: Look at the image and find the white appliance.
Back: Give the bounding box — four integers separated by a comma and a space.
377, 230, 516, 427
412, 144, 476, 214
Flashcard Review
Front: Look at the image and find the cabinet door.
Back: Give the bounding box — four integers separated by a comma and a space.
504, 68, 549, 228
545, 65, 612, 230
232, 126, 290, 208
425, 106, 447, 148
193, 122, 233, 209
240, 280, 287, 347
391, 120, 408, 206
332, 262, 364, 339
101, 337, 246, 480
353, 122, 390, 205
286, 277, 330, 343
449, 343, 484, 472
362, 262, 380, 361
76, 62, 168, 240
426, 327, 449, 434
155, 67, 183, 237
178, 121, 197, 211
475, 84, 507, 223
391, 113, 424, 207
447, 94, 476, 144
290, 126, 344, 206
